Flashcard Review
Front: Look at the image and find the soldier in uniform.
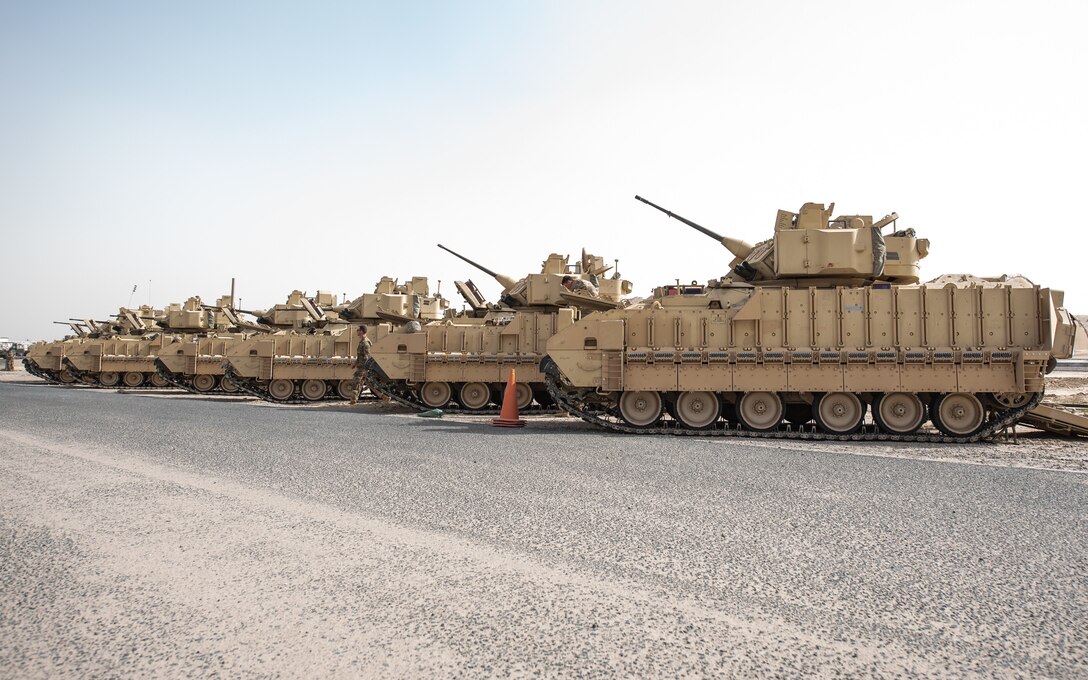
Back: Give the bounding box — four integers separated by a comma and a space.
350, 325, 372, 405
0, 348, 12, 371
561, 275, 599, 297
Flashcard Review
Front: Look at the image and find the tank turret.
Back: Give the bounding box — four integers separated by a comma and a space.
636, 195, 930, 285
439, 244, 632, 310
336, 277, 449, 323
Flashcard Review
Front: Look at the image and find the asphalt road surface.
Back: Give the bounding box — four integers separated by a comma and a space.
1, 380, 1086, 677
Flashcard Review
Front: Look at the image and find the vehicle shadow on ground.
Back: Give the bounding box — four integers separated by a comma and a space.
404, 417, 600, 436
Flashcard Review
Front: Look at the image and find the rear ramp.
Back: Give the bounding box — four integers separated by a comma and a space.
1019, 404, 1088, 437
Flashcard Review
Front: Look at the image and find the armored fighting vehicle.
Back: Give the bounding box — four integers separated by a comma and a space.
541, 196, 1082, 440
365, 247, 633, 413
152, 296, 264, 393
154, 290, 345, 394
24, 307, 168, 386
24, 320, 104, 383
60, 297, 242, 388
223, 278, 449, 403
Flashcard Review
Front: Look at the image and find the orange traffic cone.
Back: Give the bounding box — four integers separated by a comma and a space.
491, 368, 526, 428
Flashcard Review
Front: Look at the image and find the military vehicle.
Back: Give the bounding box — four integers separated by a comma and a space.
59, 297, 244, 388
23, 321, 98, 383
540, 196, 1083, 440
154, 290, 342, 395
223, 278, 449, 403
365, 246, 633, 413
23, 308, 165, 385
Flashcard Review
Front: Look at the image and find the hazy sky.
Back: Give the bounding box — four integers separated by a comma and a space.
2, 0, 1086, 342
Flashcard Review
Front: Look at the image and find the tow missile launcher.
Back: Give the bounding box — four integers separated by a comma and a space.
541, 196, 1084, 439
222, 279, 449, 403
364, 246, 633, 414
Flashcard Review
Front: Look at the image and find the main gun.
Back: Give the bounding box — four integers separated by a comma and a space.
437, 244, 518, 290
635, 195, 754, 260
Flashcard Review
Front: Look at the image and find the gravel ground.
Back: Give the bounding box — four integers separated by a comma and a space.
1, 375, 1086, 677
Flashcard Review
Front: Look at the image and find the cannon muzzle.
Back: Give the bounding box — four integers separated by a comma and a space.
635, 195, 754, 259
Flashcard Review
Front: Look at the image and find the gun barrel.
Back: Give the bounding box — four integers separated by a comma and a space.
635, 195, 726, 242
437, 244, 500, 278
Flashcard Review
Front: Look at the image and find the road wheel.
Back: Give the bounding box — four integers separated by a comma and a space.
458, 382, 491, 410
618, 391, 663, 428
149, 373, 169, 388
813, 392, 866, 435
419, 381, 451, 408
336, 379, 354, 400
931, 393, 986, 437
497, 382, 535, 410
99, 371, 120, 387
220, 376, 240, 393
57, 370, 76, 384
873, 392, 926, 434
123, 372, 144, 387
268, 379, 295, 401
736, 391, 783, 432
674, 391, 721, 429
192, 374, 217, 392
301, 379, 326, 401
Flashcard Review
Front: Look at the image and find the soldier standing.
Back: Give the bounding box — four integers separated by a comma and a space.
350, 325, 372, 404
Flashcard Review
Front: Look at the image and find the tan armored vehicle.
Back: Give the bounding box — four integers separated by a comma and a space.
60, 297, 242, 388
23, 320, 110, 384
24, 307, 167, 386
154, 290, 343, 394
223, 278, 449, 402
541, 196, 1083, 440
365, 247, 633, 413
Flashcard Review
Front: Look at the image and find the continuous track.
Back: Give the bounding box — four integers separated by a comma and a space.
365, 359, 559, 416
542, 363, 1044, 443
152, 359, 243, 396
58, 358, 172, 391
22, 359, 61, 384
222, 363, 369, 405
